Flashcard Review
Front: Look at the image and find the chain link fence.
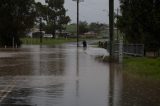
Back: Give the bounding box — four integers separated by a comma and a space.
114, 43, 144, 57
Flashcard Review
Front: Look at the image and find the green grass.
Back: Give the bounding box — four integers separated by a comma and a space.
21, 37, 102, 45
124, 57, 160, 80
21, 38, 77, 45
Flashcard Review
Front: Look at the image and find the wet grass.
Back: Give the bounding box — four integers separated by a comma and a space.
21, 38, 77, 45
21, 38, 100, 45
124, 57, 160, 80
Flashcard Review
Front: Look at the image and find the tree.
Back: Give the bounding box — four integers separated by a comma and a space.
57, 8, 71, 36
118, 0, 160, 51
0, 0, 36, 47
35, 0, 70, 38
79, 21, 89, 34
89, 22, 107, 34
65, 24, 77, 34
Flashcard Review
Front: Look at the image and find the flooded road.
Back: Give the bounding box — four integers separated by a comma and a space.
0, 44, 159, 106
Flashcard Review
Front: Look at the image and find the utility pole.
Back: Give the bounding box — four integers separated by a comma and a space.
77, 0, 79, 47
73, 0, 84, 47
116, 8, 119, 41
12, 37, 14, 48
109, 0, 114, 57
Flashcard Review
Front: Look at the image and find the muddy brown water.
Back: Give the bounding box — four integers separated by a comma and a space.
0, 44, 159, 106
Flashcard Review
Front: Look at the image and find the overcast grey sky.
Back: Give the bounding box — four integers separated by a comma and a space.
35, 0, 120, 24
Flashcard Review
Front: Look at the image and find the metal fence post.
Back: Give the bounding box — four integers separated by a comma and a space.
119, 39, 123, 63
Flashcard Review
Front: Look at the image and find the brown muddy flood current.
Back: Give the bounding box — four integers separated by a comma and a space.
0, 44, 159, 106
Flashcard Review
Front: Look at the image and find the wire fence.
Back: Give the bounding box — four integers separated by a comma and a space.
114, 43, 144, 57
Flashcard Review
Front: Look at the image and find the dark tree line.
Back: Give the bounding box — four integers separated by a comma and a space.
76, 21, 107, 34
0, 0, 35, 47
0, 0, 70, 47
118, 0, 160, 51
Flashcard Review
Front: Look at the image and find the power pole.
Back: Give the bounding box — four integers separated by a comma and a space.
12, 37, 14, 48
77, 0, 79, 47
116, 8, 119, 41
109, 0, 114, 57
73, 0, 84, 47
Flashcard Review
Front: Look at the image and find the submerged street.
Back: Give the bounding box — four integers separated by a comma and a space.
0, 44, 159, 106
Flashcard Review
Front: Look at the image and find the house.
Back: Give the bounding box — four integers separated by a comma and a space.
32, 31, 45, 38
83, 31, 97, 38
43, 34, 53, 38
55, 31, 71, 38
27, 28, 45, 38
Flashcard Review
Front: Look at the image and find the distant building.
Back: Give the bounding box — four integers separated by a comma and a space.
32, 31, 45, 38
27, 28, 45, 38
27, 27, 71, 39
83, 31, 97, 38
55, 31, 71, 38
43, 34, 53, 38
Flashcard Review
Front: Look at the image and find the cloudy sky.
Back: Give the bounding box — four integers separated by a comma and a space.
35, 0, 120, 24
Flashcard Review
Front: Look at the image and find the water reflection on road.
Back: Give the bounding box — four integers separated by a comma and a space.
0, 44, 159, 106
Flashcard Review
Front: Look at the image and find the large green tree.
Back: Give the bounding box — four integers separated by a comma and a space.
0, 0, 35, 47
118, 0, 160, 51
36, 0, 70, 38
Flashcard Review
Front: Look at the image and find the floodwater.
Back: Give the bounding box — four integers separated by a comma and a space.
0, 44, 159, 106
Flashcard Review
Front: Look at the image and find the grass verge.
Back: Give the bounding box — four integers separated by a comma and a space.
96, 56, 160, 80
123, 57, 160, 80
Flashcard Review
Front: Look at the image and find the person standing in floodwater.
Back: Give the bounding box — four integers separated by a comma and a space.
83, 40, 87, 48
